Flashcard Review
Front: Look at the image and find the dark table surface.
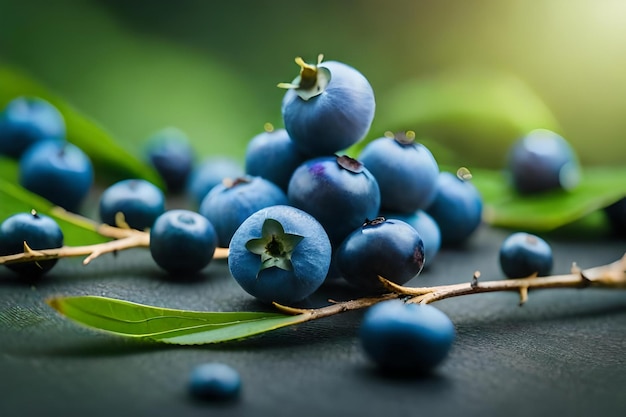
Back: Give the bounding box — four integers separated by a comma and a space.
1, 224, 625, 417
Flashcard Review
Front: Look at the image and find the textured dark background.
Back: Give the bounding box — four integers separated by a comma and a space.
1, 225, 625, 417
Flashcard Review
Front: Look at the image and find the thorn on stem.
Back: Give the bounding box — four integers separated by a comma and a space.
23, 241, 34, 254
471, 271, 481, 289
519, 286, 529, 306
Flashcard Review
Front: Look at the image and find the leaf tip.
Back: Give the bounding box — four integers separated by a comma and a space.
45, 296, 63, 313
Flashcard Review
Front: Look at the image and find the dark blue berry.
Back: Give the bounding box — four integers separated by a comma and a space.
499, 232, 553, 278
188, 362, 241, 401
507, 129, 580, 194
0, 97, 65, 158
149, 210, 217, 274
186, 157, 244, 206
244, 125, 307, 192
360, 300, 456, 374
99, 179, 165, 230
199, 176, 288, 248
359, 132, 439, 212
287, 154, 380, 248
381, 210, 441, 268
228, 205, 331, 304
19, 140, 93, 212
144, 127, 194, 193
426, 170, 483, 246
0, 211, 64, 277
335, 217, 424, 292
279, 55, 375, 157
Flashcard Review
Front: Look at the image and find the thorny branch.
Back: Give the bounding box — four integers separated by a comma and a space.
0, 220, 229, 266
273, 253, 626, 319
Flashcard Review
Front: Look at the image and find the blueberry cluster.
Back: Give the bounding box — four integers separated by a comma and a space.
226, 55, 484, 303
223, 55, 488, 374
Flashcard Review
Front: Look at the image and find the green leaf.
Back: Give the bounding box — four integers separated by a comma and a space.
0, 160, 107, 246
470, 166, 626, 231
47, 295, 307, 345
0, 65, 163, 186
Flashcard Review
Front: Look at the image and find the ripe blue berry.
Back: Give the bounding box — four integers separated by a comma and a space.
287, 154, 380, 248
359, 132, 439, 212
149, 210, 217, 274
244, 125, 307, 192
99, 179, 165, 230
426, 170, 483, 246
228, 205, 331, 305
19, 140, 94, 212
507, 129, 581, 194
360, 300, 456, 374
335, 217, 424, 292
188, 362, 241, 401
381, 210, 441, 268
0, 97, 65, 158
499, 232, 553, 278
0, 211, 64, 277
279, 55, 375, 157
186, 156, 244, 206
144, 127, 194, 193
199, 176, 288, 248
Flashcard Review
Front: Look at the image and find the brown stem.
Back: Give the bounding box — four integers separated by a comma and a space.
274, 253, 626, 319
0, 218, 231, 266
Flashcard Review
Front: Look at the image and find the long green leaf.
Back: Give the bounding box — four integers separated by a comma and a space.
0, 65, 163, 186
471, 166, 626, 231
47, 295, 307, 345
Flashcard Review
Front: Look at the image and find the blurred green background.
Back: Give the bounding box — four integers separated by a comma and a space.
1, 0, 625, 168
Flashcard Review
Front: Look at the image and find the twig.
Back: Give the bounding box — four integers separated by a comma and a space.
0, 230, 150, 266
0, 217, 230, 266
384, 253, 626, 304
274, 253, 626, 319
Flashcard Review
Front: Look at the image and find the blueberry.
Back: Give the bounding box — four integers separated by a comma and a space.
149, 210, 218, 274
335, 217, 424, 292
604, 197, 626, 237
18, 140, 94, 212
279, 55, 375, 157
186, 157, 244, 206
199, 176, 288, 248
188, 362, 241, 401
287, 154, 380, 248
507, 129, 581, 194
359, 132, 439, 212
425, 170, 483, 246
381, 210, 441, 268
0, 211, 64, 277
360, 300, 456, 374
0, 97, 65, 158
99, 179, 165, 230
499, 232, 553, 278
228, 205, 331, 304
244, 124, 307, 192
144, 127, 194, 193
